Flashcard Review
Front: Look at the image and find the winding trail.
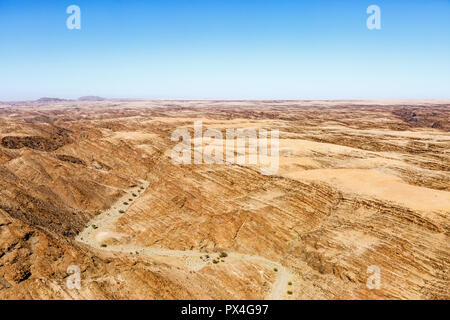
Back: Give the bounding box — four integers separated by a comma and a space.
75, 179, 293, 300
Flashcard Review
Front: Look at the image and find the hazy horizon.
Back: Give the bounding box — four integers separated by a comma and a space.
4, 97, 450, 104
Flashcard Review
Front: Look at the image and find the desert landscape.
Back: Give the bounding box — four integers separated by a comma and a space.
0, 99, 448, 299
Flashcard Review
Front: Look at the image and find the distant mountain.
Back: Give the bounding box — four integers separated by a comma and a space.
36, 97, 68, 102
78, 96, 106, 101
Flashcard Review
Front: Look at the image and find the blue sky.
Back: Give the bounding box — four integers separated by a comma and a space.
0, 0, 449, 100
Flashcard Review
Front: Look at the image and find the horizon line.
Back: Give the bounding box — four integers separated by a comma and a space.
2, 97, 450, 103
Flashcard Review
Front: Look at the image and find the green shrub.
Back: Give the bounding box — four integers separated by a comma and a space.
128, 198, 133, 201
212, 260, 219, 264
274, 268, 278, 272
132, 193, 137, 197
119, 210, 125, 214
92, 225, 98, 229
219, 252, 228, 258
123, 202, 128, 205
288, 281, 292, 285
140, 186, 144, 190
101, 244, 107, 248
287, 290, 293, 295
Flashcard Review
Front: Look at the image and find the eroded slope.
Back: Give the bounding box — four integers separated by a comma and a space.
0, 100, 448, 299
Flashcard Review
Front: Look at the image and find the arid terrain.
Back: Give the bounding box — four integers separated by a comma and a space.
0, 99, 448, 299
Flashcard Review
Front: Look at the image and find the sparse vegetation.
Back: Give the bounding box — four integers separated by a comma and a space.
4, 101, 448, 300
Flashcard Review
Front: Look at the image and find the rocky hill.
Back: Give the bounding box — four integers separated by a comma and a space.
0, 100, 448, 299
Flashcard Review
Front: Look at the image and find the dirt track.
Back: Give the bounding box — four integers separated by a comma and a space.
1, 100, 448, 299
76, 180, 294, 300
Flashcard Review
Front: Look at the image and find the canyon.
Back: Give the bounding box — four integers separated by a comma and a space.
0, 99, 448, 299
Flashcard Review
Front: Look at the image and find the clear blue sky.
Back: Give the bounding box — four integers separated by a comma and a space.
0, 0, 449, 100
